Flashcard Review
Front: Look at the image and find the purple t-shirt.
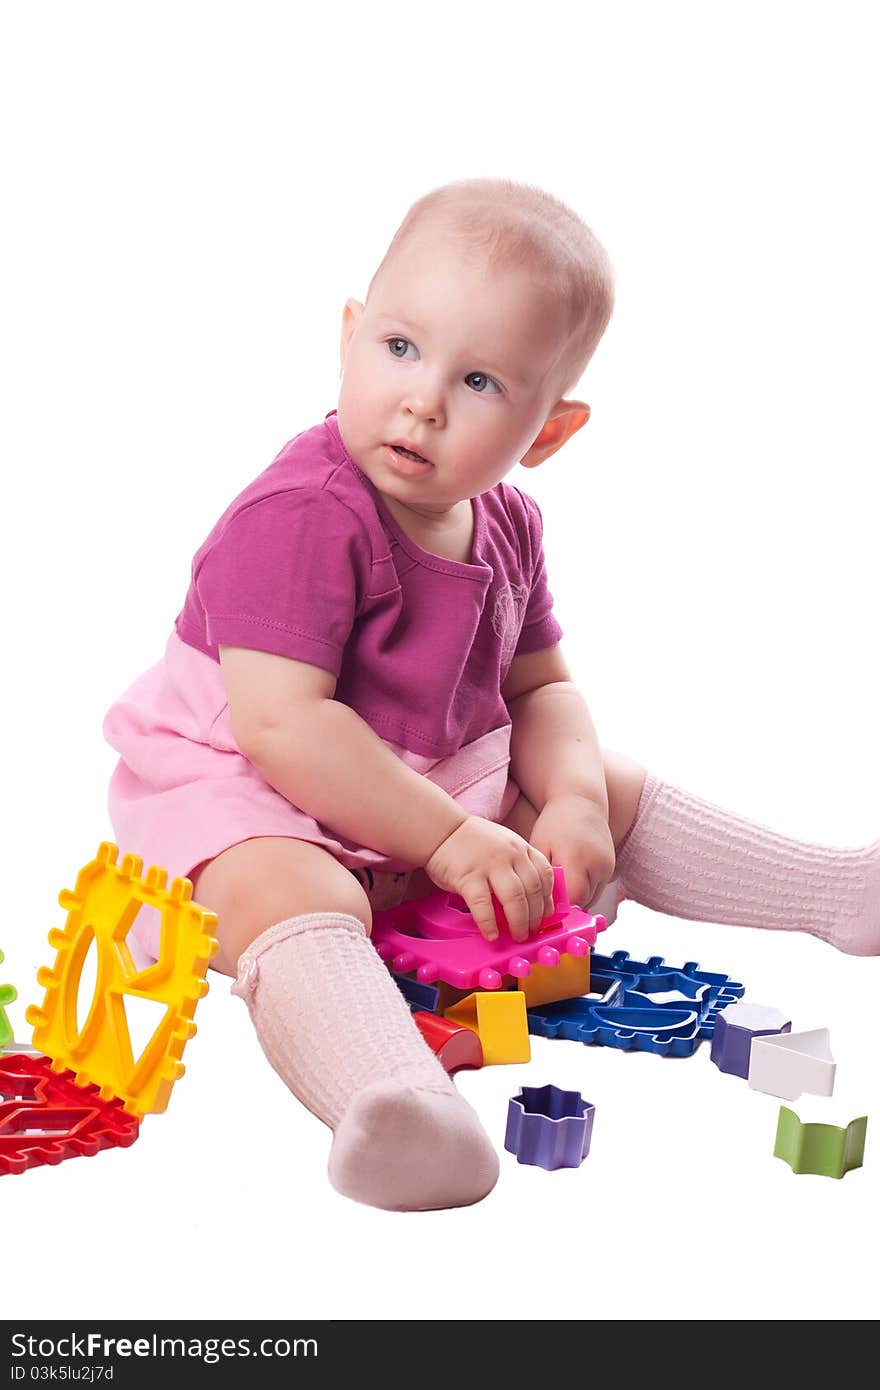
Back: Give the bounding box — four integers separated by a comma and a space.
175, 410, 563, 759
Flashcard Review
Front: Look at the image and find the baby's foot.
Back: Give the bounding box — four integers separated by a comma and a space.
328, 1080, 499, 1211
818, 842, 880, 955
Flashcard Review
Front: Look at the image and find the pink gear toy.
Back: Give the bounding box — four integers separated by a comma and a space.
370, 866, 607, 991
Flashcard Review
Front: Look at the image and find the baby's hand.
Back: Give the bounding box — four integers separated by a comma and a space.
425, 815, 556, 943
527, 794, 616, 910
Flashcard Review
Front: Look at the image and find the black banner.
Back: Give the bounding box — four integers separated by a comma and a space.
1, 1316, 844, 1381
3, 1325, 335, 1387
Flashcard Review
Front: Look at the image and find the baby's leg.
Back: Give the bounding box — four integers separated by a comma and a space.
490, 751, 880, 953
613, 768, 880, 955
192, 838, 498, 1210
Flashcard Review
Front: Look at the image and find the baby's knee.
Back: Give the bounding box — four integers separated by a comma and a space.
195, 838, 373, 975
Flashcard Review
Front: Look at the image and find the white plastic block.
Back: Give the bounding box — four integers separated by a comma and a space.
747, 1027, 836, 1100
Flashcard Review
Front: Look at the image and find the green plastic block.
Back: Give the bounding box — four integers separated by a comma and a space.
774, 1105, 867, 1179
0, 948, 16, 1049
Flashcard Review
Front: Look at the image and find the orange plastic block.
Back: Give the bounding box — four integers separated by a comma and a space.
26, 843, 218, 1116
444, 990, 530, 1065
519, 953, 590, 1009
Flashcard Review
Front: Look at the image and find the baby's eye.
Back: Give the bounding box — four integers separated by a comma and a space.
465, 371, 501, 395
386, 336, 418, 360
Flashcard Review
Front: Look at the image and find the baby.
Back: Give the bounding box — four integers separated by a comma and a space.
103, 178, 880, 1213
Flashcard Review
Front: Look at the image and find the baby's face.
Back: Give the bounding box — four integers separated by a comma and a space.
337, 227, 572, 516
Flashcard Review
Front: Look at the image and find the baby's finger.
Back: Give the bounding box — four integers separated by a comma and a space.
463, 886, 499, 942
491, 870, 530, 943
527, 847, 557, 920
519, 859, 551, 932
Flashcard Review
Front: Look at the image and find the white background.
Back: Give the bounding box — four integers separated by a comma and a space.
2, 0, 878, 1324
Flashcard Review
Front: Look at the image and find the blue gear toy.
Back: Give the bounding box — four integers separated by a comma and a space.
526, 950, 745, 1057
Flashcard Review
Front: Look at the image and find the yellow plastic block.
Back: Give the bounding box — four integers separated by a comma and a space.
26, 843, 218, 1116
520, 953, 590, 1009
444, 990, 531, 1065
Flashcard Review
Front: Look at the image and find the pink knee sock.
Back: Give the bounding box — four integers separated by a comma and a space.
615, 774, 880, 955
231, 912, 499, 1210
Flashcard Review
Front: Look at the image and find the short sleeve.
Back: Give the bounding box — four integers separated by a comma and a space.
513, 491, 564, 656
195, 488, 374, 677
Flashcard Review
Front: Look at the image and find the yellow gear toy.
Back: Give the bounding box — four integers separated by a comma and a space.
26, 843, 218, 1116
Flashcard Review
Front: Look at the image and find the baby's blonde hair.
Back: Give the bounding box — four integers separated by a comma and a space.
368, 178, 615, 397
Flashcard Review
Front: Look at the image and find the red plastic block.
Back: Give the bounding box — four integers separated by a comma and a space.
413, 1011, 484, 1072
0, 1052, 141, 1176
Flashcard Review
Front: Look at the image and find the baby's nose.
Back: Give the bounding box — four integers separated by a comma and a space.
407, 402, 443, 426
404, 380, 445, 425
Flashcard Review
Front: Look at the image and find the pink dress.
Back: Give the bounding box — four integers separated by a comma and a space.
103, 412, 563, 958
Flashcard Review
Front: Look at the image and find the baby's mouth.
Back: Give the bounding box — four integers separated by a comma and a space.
390, 444, 430, 464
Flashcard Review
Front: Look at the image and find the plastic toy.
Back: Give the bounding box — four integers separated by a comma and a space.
370, 866, 606, 991
434, 980, 478, 1014
710, 1003, 791, 1078
773, 1105, 867, 1179
27, 842, 218, 1116
504, 1084, 595, 1170
748, 1028, 836, 1101
391, 971, 441, 1014
0, 950, 15, 1050
591, 951, 745, 1010
2, 1040, 42, 1057
527, 951, 745, 1056
520, 953, 590, 1008
444, 990, 530, 1065
392, 970, 476, 1017
0, 1051, 140, 1176
412, 1012, 483, 1072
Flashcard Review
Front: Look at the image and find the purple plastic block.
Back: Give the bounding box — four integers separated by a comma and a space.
710, 1003, 791, 1078
504, 1084, 595, 1170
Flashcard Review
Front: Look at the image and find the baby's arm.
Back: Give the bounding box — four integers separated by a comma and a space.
504, 645, 608, 809
504, 644, 615, 907
220, 646, 554, 938
222, 645, 466, 866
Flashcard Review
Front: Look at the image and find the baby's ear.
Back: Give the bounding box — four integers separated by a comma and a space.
520, 400, 590, 469
340, 299, 365, 372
